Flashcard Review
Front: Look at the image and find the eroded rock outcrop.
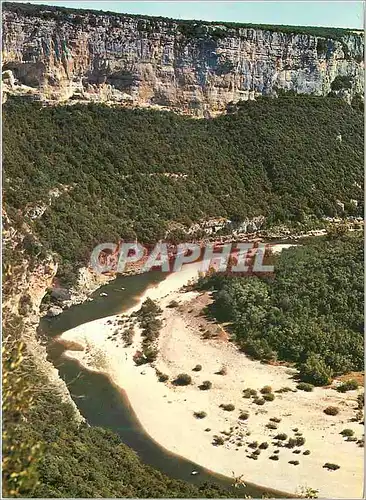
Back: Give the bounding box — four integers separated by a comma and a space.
2, 3, 364, 115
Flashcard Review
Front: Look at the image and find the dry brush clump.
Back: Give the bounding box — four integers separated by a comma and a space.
337, 379, 359, 393
173, 373, 192, 386
199, 380, 212, 390
323, 463, 340, 471
260, 385, 272, 394
266, 422, 278, 430
274, 433, 288, 441
220, 403, 235, 412
194, 411, 207, 419
243, 388, 257, 398
296, 382, 314, 392
216, 365, 227, 376
212, 435, 225, 446
324, 406, 339, 416
340, 429, 354, 437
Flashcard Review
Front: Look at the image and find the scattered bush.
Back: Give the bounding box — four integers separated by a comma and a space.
259, 442, 269, 450
263, 393, 275, 402
248, 441, 258, 449
296, 382, 314, 392
296, 436, 306, 446
292, 449, 301, 454
337, 379, 359, 393
346, 436, 357, 442
239, 411, 249, 421
323, 463, 340, 471
260, 386, 272, 394
270, 417, 281, 423
194, 411, 207, 419
324, 406, 339, 416
199, 380, 212, 390
243, 388, 257, 398
143, 346, 159, 363
340, 429, 354, 437
167, 300, 179, 308
174, 373, 192, 386
122, 326, 135, 346
331, 75, 352, 91
288, 460, 299, 466
192, 364, 202, 372
269, 455, 279, 461
220, 403, 235, 412
303, 450, 311, 455
216, 365, 227, 375
253, 398, 265, 406
266, 422, 278, 430
357, 393, 364, 409
158, 373, 169, 382
275, 387, 293, 393
133, 350, 146, 366
286, 438, 296, 448
275, 433, 288, 441
253, 449, 261, 456
354, 409, 364, 422
212, 436, 224, 446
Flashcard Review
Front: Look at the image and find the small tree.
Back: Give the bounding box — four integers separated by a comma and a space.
299, 354, 333, 386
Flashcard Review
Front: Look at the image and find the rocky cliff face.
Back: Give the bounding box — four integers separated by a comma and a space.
2, 4, 364, 115
2, 211, 84, 420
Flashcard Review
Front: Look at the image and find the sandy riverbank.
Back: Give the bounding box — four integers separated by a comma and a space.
59, 253, 364, 498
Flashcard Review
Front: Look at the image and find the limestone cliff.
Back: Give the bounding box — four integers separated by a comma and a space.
2, 3, 364, 115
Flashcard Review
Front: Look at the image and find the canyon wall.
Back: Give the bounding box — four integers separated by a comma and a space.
2, 3, 364, 115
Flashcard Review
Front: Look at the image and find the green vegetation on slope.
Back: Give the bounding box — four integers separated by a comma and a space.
3, 96, 363, 284
196, 233, 364, 385
3, 2, 359, 40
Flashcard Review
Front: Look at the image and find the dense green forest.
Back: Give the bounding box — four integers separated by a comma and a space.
3, 95, 363, 283
4, 2, 359, 40
196, 233, 364, 385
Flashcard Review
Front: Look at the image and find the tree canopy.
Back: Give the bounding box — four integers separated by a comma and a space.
197, 233, 364, 384
3, 95, 363, 284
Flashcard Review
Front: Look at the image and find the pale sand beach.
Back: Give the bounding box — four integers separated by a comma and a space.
60, 254, 364, 498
